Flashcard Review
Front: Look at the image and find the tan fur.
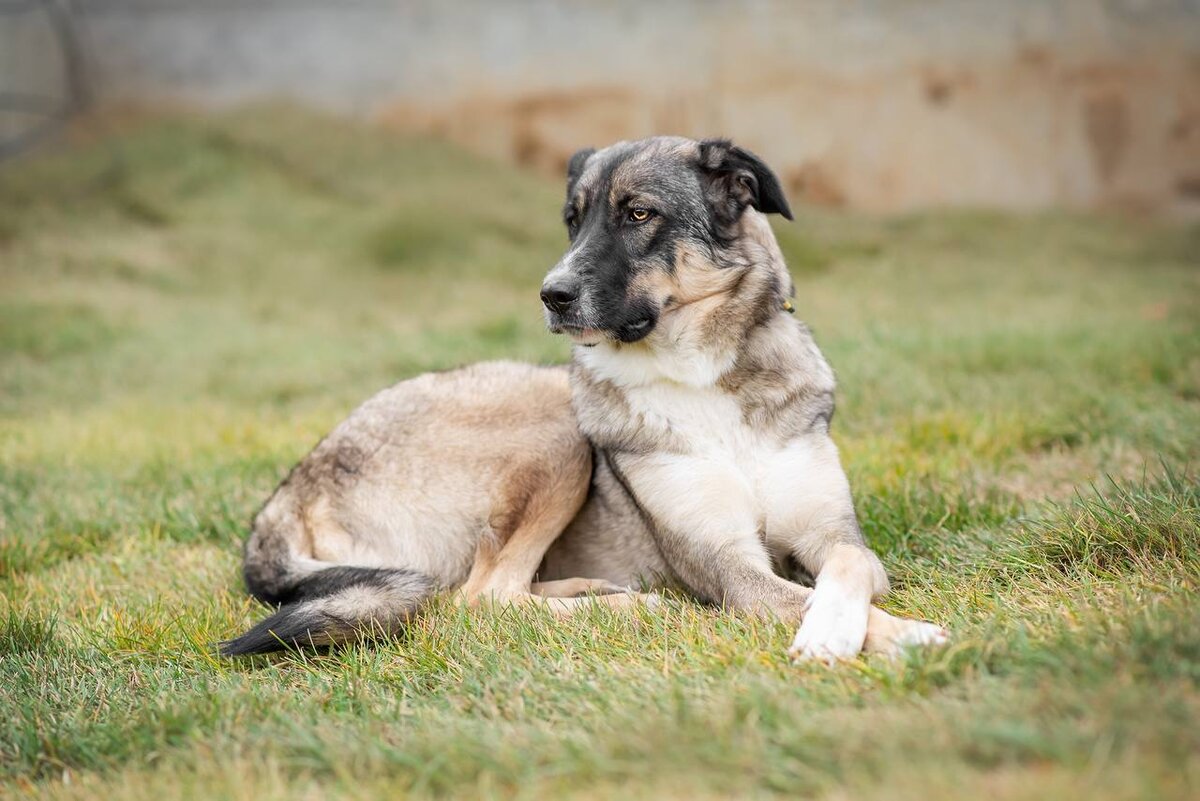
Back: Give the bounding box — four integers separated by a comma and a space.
230, 137, 947, 661
238, 362, 635, 623
546, 199, 943, 660
459, 447, 589, 601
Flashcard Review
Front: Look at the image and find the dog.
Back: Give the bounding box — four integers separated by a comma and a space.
220, 137, 948, 662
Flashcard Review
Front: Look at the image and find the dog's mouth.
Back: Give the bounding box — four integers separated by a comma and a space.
547, 316, 606, 347
546, 304, 658, 346
617, 316, 655, 343
548, 318, 656, 347
562, 326, 605, 347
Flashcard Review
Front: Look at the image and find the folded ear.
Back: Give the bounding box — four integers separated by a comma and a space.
566, 147, 596, 195
697, 139, 794, 224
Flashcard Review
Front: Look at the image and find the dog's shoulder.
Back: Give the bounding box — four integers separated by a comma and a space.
720, 313, 837, 438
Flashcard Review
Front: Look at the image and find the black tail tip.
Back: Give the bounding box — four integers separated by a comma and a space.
220, 565, 435, 657
217, 627, 289, 657
218, 604, 329, 657
217, 632, 279, 657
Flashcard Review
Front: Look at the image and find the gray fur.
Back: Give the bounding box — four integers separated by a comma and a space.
220, 567, 434, 655
223, 136, 945, 661
536, 137, 896, 663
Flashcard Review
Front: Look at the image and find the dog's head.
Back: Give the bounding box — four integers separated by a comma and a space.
540, 137, 793, 346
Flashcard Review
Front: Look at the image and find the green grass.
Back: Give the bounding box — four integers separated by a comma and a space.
0, 106, 1197, 800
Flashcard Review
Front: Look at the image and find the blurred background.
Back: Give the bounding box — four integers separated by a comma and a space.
1, 0, 1197, 468
2, 7, 1199, 798
5, 0, 1200, 213
1, 0, 1197, 456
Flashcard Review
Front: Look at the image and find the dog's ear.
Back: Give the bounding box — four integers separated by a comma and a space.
697, 139, 794, 224
566, 147, 596, 195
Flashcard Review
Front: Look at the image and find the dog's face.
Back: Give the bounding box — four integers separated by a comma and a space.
540, 137, 793, 346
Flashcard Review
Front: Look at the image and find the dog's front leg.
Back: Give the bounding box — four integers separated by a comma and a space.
785, 542, 885, 662
782, 536, 948, 662
614, 453, 815, 621
760, 433, 887, 661
616, 450, 945, 662
762, 432, 921, 662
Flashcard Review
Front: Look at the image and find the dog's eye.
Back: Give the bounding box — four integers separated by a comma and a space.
627, 208, 653, 224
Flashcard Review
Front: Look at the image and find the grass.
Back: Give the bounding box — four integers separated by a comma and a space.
0, 106, 1197, 800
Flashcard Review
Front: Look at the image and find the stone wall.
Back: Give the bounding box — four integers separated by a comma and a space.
19, 0, 1200, 212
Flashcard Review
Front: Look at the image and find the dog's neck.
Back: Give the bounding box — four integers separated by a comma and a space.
575, 212, 794, 390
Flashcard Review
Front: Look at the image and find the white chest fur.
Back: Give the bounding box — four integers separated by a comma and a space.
578, 342, 852, 548
629, 380, 763, 464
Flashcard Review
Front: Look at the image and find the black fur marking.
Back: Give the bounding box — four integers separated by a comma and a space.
777, 554, 817, 588
220, 565, 434, 657
642, 217, 676, 262
289, 566, 403, 602
566, 147, 595, 195
218, 604, 338, 656
698, 139, 794, 224
549, 137, 791, 340
241, 523, 297, 606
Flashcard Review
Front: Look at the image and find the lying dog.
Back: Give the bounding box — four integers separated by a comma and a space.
221, 137, 948, 661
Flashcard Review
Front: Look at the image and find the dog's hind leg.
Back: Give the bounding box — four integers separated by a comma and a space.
457, 448, 590, 602
457, 450, 650, 615
531, 578, 631, 597
530, 577, 658, 613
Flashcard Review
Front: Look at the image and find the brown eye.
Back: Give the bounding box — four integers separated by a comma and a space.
628, 207, 652, 223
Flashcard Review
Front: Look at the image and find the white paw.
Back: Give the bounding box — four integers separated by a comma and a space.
787, 589, 869, 664
864, 616, 951, 658
892, 619, 950, 650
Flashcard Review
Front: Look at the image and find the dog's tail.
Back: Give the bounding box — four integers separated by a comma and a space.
219, 565, 435, 656
220, 499, 437, 657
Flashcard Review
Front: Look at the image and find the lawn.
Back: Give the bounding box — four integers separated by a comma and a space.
0, 107, 1197, 800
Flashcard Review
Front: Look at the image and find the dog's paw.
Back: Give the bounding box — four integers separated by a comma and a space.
578, 579, 635, 597
894, 619, 949, 649
787, 592, 869, 664
863, 614, 950, 659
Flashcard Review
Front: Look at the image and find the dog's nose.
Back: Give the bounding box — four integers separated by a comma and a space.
540, 282, 579, 314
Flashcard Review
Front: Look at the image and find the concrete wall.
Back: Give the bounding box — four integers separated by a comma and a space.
42, 1, 1200, 211
0, 1, 87, 155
